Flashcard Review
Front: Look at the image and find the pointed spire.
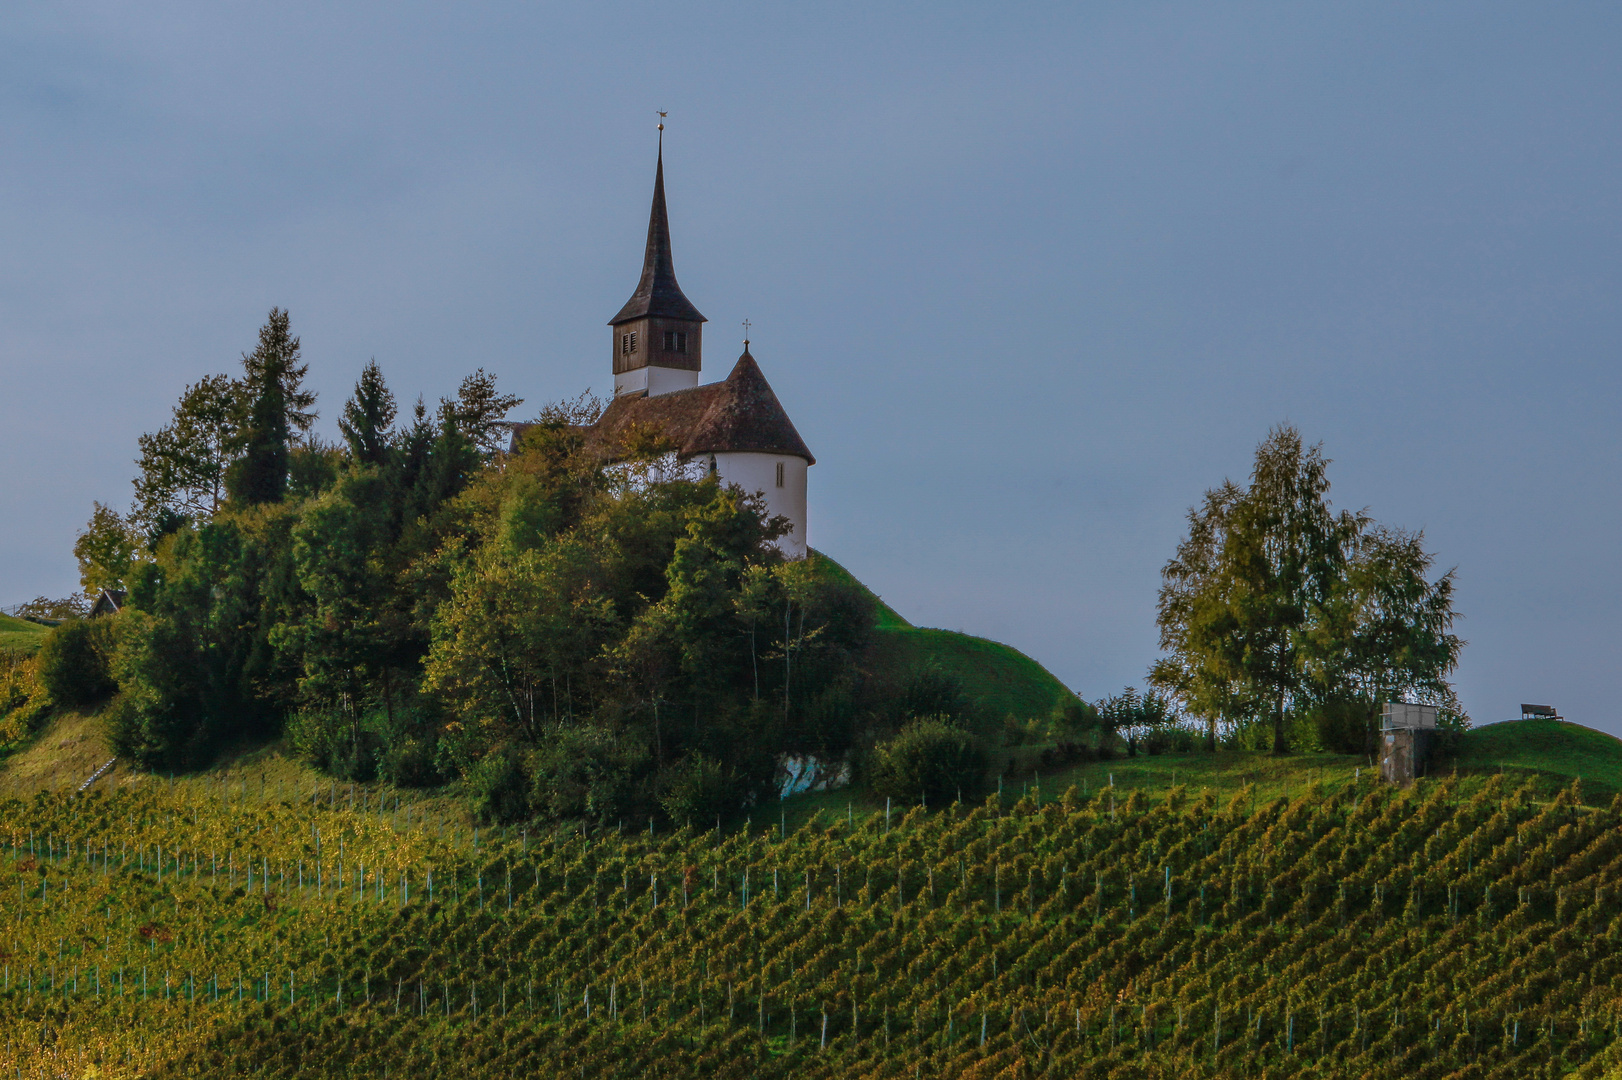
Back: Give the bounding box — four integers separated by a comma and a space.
609, 134, 706, 326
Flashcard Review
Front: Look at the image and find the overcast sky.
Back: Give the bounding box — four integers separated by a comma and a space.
3, 2, 1619, 734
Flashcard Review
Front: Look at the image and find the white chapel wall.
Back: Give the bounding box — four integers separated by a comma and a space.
614, 365, 701, 398
712, 451, 808, 559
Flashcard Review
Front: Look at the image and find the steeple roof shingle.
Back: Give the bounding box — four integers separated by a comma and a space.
609, 141, 706, 326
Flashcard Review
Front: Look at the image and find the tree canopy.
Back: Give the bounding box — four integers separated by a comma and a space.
1151, 425, 1464, 753
81, 311, 888, 827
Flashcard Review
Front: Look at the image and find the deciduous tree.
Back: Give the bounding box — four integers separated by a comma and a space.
1151, 426, 1455, 754
132, 374, 240, 524
73, 502, 144, 595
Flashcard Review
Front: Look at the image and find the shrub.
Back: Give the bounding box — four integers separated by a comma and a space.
530, 724, 652, 825
1142, 723, 1199, 755
381, 735, 443, 788
468, 745, 531, 825
286, 709, 380, 782
1050, 699, 1100, 742
0, 652, 50, 744
104, 611, 206, 769
657, 753, 734, 828
894, 662, 971, 724
1038, 741, 1092, 769
35, 617, 118, 707
866, 718, 988, 806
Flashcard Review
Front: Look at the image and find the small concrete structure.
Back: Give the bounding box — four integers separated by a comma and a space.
1379, 702, 1437, 786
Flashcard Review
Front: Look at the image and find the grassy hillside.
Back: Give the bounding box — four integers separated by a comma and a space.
0, 709, 112, 794
1450, 718, 1622, 797
809, 550, 912, 631
812, 551, 1075, 724
1, 761, 1619, 1078
0, 611, 47, 653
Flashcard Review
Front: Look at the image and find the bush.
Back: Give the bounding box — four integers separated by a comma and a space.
1142, 723, 1199, 755
381, 735, 443, 788
866, 717, 988, 806
0, 652, 50, 744
894, 662, 971, 724
468, 745, 531, 825
657, 753, 735, 829
286, 709, 380, 783
104, 611, 207, 769
530, 724, 652, 825
1038, 741, 1092, 769
1050, 699, 1100, 742
36, 617, 118, 707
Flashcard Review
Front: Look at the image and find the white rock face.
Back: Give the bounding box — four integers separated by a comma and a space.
777, 754, 851, 799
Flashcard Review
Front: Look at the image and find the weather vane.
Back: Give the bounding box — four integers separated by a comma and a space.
657, 110, 667, 132
742, 319, 751, 347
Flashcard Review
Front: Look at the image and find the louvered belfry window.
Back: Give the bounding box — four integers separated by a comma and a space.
676, 332, 687, 354
663, 331, 675, 352
621, 334, 630, 356
628, 332, 638, 354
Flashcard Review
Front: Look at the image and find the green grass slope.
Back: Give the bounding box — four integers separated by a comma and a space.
1451, 718, 1622, 797
812, 551, 1075, 723
0, 611, 47, 653
1, 769, 1618, 1078
1005, 719, 1622, 811
808, 550, 912, 630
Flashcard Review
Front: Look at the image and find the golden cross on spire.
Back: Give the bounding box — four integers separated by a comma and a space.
742, 318, 751, 347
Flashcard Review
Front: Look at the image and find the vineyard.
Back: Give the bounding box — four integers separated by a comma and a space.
2, 767, 1622, 1078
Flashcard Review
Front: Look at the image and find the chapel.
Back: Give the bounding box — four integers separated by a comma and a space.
515, 136, 814, 557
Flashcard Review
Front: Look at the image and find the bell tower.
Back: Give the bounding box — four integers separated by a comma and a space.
609, 128, 707, 397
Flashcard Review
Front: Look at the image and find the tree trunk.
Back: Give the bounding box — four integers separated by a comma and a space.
1272, 692, 1287, 755
653, 698, 663, 767
783, 604, 793, 722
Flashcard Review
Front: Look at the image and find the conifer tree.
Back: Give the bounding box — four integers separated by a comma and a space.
227, 308, 317, 505
339, 360, 397, 467
447, 368, 522, 458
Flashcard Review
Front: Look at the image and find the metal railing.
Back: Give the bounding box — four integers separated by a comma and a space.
77, 757, 117, 793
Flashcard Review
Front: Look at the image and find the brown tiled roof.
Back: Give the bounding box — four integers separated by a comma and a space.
608, 143, 706, 327
512, 349, 814, 465
593, 349, 814, 464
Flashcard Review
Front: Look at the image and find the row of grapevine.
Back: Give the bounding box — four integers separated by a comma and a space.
0, 773, 1617, 1077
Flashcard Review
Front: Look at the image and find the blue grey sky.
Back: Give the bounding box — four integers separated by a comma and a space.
3, 3, 1619, 732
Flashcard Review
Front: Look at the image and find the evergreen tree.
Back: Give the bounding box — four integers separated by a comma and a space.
339, 359, 398, 467
447, 368, 522, 458
226, 308, 316, 505
413, 404, 479, 514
